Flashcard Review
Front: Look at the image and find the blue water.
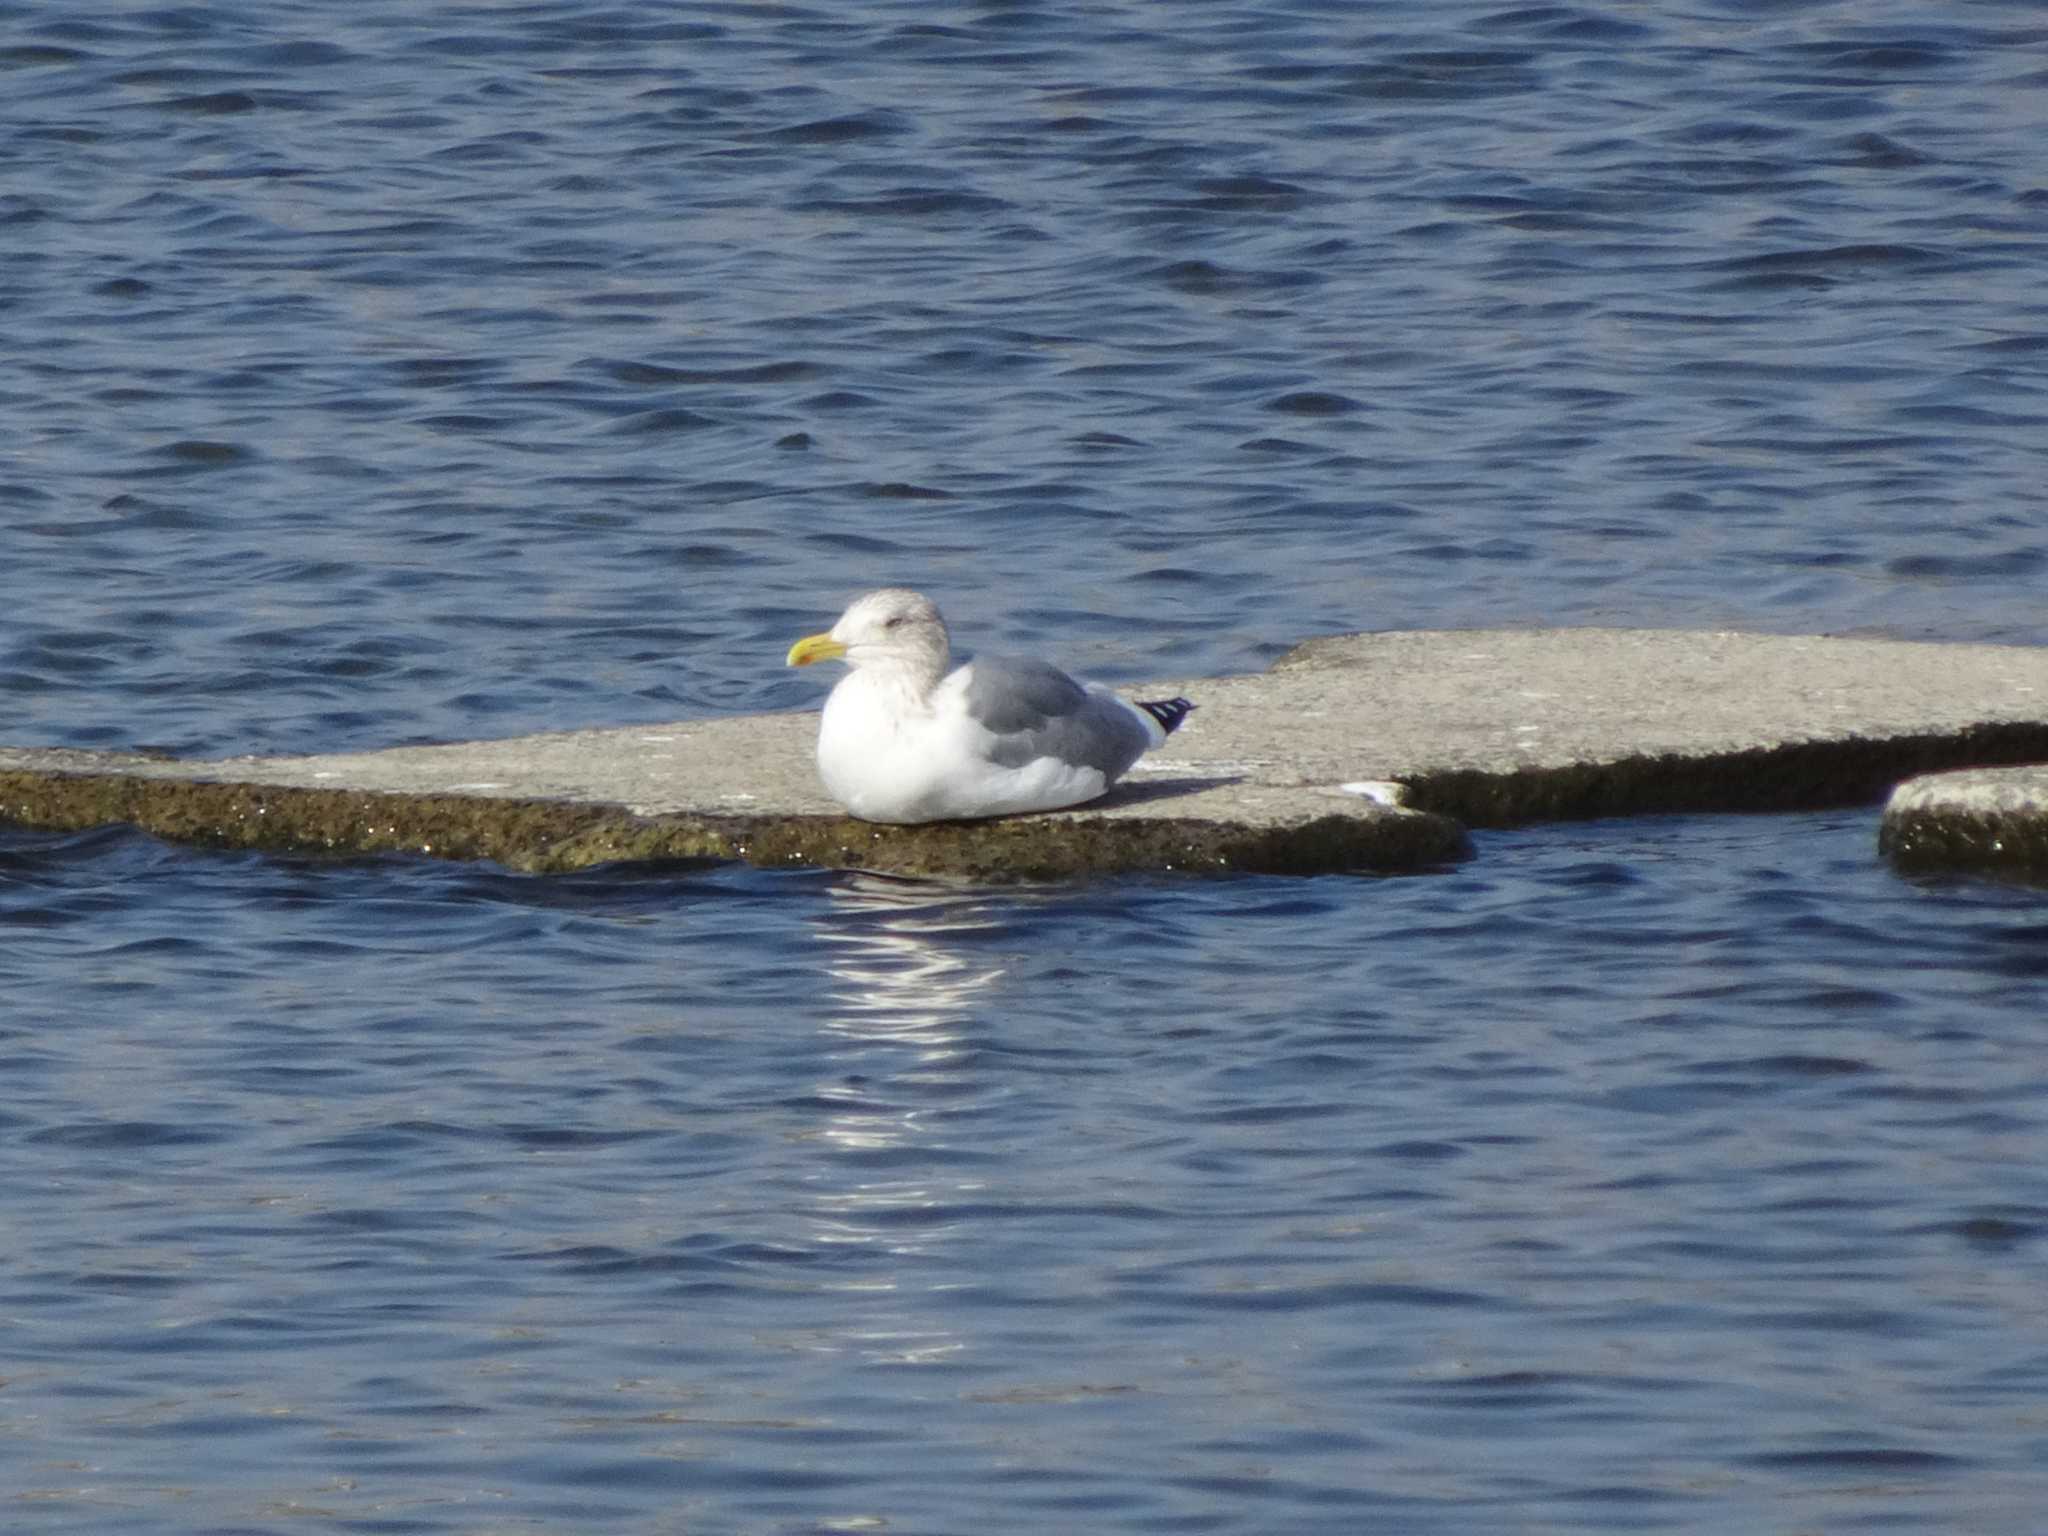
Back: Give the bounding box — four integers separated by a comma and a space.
5, 2, 2048, 1530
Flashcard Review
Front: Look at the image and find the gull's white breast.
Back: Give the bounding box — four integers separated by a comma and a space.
816, 667, 1111, 824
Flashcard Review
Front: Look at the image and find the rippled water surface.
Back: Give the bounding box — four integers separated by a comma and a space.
5, 1, 2048, 1530
7, 0, 2048, 754
8, 817, 2048, 1532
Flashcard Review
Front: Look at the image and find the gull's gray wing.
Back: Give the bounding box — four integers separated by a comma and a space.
960, 654, 1152, 777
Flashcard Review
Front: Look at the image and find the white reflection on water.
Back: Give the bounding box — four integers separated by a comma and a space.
817, 872, 1010, 1043
808, 870, 1008, 1155
785, 873, 1018, 1364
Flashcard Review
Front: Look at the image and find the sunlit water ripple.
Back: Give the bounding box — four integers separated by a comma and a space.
5, 1, 2048, 1530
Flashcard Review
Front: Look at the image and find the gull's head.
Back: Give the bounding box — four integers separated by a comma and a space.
787, 588, 951, 682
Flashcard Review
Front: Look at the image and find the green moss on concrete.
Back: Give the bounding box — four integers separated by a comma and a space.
0, 770, 734, 872
1403, 726, 2048, 828
726, 808, 1470, 880
1878, 808, 2048, 877
0, 769, 1469, 880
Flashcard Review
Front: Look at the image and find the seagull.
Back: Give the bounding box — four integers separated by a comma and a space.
786, 588, 1194, 823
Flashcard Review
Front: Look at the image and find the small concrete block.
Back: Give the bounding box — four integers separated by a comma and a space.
1880, 765, 2048, 877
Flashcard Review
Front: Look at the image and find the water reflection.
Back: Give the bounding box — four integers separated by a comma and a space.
806, 871, 1007, 1157
816, 872, 1010, 1052
792, 873, 1018, 1364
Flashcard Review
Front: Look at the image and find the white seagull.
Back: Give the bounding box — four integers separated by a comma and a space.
786, 588, 1195, 823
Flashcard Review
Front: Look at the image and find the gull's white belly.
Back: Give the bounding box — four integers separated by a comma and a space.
817, 675, 1110, 824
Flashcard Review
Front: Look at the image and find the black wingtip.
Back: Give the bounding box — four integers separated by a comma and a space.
1137, 697, 1196, 735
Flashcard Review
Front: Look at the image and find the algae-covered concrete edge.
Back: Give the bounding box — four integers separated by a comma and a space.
0, 766, 1471, 880
1404, 725, 2048, 828
1879, 765, 2048, 879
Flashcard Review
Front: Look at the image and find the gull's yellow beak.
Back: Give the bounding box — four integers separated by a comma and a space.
786, 632, 847, 667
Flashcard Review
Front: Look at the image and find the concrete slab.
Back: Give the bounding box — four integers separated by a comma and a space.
4, 628, 2048, 879
1880, 765, 2048, 878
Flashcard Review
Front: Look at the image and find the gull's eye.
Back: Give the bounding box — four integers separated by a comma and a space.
882, 615, 903, 630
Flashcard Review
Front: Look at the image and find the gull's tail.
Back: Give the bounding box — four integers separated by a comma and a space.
1135, 697, 1196, 741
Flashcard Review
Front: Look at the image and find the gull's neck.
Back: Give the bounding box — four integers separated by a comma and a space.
851, 646, 949, 703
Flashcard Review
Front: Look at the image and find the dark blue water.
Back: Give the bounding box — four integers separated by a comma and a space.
7, 817, 2048, 1531
5, 2, 2048, 1530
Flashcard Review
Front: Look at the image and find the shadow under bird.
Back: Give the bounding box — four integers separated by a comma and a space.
786, 588, 1195, 823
